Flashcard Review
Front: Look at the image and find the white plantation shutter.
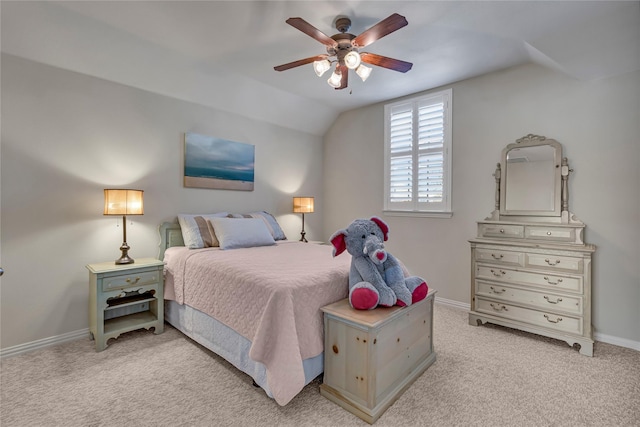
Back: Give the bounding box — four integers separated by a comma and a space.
384, 89, 452, 214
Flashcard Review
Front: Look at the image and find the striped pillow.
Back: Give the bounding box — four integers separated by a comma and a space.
177, 213, 228, 248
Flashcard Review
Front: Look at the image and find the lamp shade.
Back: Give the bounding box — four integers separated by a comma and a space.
104, 189, 144, 216
327, 70, 342, 88
313, 59, 331, 77
355, 64, 372, 82
293, 197, 314, 214
344, 51, 362, 70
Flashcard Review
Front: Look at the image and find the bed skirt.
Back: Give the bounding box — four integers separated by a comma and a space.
165, 300, 324, 399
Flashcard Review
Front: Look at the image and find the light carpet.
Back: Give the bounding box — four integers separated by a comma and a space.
1, 304, 639, 426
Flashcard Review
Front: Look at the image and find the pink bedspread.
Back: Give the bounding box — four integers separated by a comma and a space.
163, 241, 350, 405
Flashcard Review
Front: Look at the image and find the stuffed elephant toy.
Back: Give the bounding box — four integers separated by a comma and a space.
330, 217, 429, 310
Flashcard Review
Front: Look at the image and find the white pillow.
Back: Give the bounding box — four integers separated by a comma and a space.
208, 217, 276, 250
178, 213, 228, 249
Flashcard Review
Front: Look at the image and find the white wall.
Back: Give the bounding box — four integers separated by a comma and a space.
0, 54, 324, 349
324, 63, 640, 344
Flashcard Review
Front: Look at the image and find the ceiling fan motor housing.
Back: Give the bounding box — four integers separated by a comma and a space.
328, 33, 357, 62
335, 17, 352, 33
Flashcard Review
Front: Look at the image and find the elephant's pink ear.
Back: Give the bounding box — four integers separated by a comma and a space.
330, 231, 347, 257
370, 217, 389, 241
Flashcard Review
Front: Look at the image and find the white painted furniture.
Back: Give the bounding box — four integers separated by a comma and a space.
320, 290, 436, 424
469, 135, 596, 356
87, 258, 164, 351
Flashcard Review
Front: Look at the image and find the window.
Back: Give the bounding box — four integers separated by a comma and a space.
384, 88, 452, 217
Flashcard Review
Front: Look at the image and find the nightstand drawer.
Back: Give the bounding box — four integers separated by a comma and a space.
102, 270, 160, 292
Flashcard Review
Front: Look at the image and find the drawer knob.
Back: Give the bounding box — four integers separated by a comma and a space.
499, 229, 505, 233
332, 345, 339, 354
491, 253, 504, 260
490, 286, 506, 294
490, 303, 508, 312
544, 276, 563, 285
125, 277, 141, 284
490, 269, 506, 277
544, 314, 563, 324
545, 258, 561, 266
547, 231, 552, 236
544, 296, 563, 304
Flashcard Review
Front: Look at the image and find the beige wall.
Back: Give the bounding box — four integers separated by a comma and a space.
324, 63, 640, 344
0, 54, 324, 349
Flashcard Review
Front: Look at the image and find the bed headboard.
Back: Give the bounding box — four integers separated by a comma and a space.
158, 222, 184, 260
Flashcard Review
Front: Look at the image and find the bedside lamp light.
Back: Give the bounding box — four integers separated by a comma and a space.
104, 189, 144, 265
293, 196, 314, 243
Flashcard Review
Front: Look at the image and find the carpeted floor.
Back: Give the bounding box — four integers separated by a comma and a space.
1, 304, 639, 426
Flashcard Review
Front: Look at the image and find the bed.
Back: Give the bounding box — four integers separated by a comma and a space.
158, 219, 351, 406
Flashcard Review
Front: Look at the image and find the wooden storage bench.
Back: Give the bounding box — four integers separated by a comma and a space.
320, 290, 436, 423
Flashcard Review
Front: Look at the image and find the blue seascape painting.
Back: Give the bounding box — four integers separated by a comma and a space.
184, 133, 255, 191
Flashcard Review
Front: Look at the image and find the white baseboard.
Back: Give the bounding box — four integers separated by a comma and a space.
2, 302, 638, 358
435, 296, 470, 311
594, 332, 640, 351
434, 297, 639, 352
0, 328, 90, 359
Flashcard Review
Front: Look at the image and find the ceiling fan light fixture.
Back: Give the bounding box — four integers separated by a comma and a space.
327, 69, 342, 88
344, 51, 361, 69
356, 64, 372, 82
313, 59, 331, 77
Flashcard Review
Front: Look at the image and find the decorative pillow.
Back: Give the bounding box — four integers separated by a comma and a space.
208, 217, 276, 250
226, 211, 287, 241
177, 213, 228, 249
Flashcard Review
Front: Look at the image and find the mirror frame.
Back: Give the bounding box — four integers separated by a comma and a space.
499, 134, 563, 217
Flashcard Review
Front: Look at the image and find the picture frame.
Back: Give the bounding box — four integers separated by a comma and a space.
184, 132, 255, 191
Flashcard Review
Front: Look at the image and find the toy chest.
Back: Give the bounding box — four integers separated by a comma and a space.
320, 290, 436, 423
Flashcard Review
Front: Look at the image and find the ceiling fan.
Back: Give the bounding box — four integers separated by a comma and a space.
274, 13, 413, 90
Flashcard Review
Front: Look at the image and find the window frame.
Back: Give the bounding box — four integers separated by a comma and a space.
383, 88, 453, 218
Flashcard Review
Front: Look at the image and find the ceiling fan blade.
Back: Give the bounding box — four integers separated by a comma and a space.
286, 17, 338, 48
337, 64, 348, 90
274, 55, 328, 72
360, 52, 413, 73
352, 13, 408, 48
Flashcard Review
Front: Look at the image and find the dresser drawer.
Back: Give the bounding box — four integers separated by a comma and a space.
526, 253, 583, 273
475, 248, 524, 266
476, 297, 582, 335
101, 270, 161, 292
479, 224, 524, 239
476, 266, 582, 293
476, 281, 583, 315
525, 226, 575, 243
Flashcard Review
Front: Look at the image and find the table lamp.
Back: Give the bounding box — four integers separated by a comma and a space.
293, 196, 314, 242
104, 189, 144, 264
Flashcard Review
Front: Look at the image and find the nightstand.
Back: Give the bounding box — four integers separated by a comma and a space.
87, 258, 164, 351
320, 290, 436, 424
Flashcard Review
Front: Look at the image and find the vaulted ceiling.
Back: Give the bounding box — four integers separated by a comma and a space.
2, 1, 639, 135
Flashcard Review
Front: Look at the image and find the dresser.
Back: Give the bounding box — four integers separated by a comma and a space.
469, 134, 596, 356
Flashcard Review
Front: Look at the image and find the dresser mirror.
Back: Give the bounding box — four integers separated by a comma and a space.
492, 134, 570, 222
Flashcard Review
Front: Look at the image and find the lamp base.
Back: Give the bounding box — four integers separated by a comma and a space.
115, 243, 134, 265
299, 231, 308, 243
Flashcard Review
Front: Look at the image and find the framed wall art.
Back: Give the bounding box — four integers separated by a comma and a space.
184, 132, 255, 191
